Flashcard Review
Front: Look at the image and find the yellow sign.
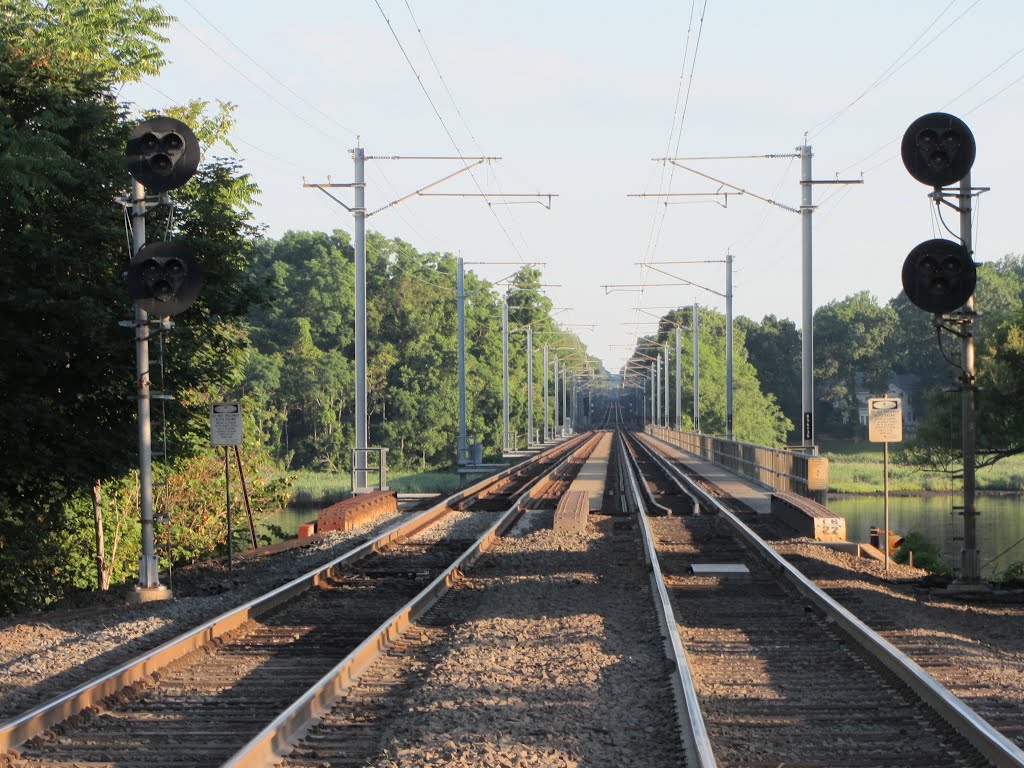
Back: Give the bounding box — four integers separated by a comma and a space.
868, 397, 902, 443
806, 457, 829, 491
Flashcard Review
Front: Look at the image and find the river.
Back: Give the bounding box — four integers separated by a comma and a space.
828, 494, 1024, 578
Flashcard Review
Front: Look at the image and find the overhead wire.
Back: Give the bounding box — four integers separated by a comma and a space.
628, 0, 709, 361
178, 0, 358, 138
173, 21, 346, 146
809, 0, 966, 139
402, 0, 542, 266
373, 0, 530, 264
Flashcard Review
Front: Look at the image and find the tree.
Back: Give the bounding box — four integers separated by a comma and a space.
737, 314, 801, 444
813, 292, 897, 437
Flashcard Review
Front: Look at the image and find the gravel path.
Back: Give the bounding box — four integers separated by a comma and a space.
285, 510, 684, 768
0, 509, 405, 721
3, 503, 1023, 760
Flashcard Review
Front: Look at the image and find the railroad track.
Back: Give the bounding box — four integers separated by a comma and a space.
621, 430, 1024, 768
0, 433, 597, 768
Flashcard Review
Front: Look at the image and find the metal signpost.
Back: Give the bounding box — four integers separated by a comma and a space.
211, 403, 243, 572
868, 397, 902, 576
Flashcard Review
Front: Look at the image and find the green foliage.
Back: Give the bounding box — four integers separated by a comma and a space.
813, 291, 898, 436
996, 560, 1024, 583
737, 314, 801, 444
245, 233, 592, 472
893, 531, 952, 576
0, 3, 274, 614
630, 305, 791, 445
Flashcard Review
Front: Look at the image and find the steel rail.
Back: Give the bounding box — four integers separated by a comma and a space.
633, 433, 1024, 768
0, 433, 591, 754
618, 433, 717, 768
221, 431, 606, 767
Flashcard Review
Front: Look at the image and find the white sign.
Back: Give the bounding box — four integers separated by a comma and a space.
210, 402, 243, 446
868, 397, 902, 443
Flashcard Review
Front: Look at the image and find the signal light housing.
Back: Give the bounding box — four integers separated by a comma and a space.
901, 238, 976, 315
127, 242, 203, 316
125, 116, 200, 193
901, 112, 976, 188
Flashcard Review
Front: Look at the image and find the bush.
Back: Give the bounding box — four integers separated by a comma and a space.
893, 531, 953, 576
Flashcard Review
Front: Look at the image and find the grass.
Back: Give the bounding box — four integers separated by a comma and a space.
287, 468, 463, 507
822, 442, 1024, 494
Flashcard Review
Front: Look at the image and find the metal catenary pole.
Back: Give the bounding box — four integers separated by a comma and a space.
502, 300, 509, 453
726, 251, 734, 439
553, 355, 560, 435
960, 172, 980, 582
650, 362, 656, 426
663, 345, 669, 427
675, 326, 682, 430
562, 363, 567, 432
543, 344, 549, 442
655, 353, 661, 427
693, 302, 700, 432
353, 147, 368, 489
527, 327, 534, 446
457, 256, 468, 464
799, 144, 815, 451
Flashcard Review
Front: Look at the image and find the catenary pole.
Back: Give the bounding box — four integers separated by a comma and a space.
502, 300, 509, 453
554, 355, 560, 436
353, 147, 368, 488
693, 302, 700, 432
675, 326, 682, 430
543, 344, 549, 442
457, 256, 467, 464
799, 144, 814, 450
527, 328, 534, 446
726, 251, 734, 439
663, 345, 669, 428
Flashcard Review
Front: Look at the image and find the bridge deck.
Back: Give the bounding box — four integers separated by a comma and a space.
639, 431, 773, 516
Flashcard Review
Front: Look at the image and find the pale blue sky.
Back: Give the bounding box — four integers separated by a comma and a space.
124, 1, 1024, 371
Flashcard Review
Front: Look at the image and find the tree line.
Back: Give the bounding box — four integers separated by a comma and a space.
4, 0, 1023, 615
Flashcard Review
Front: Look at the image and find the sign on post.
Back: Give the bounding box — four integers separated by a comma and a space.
868, 396, 901, 576
210, 402, 243, 446
868, 398, 902, 443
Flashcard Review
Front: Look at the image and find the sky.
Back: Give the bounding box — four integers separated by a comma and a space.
122, 0, 1024, 373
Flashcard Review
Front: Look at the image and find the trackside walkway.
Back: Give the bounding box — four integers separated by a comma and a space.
637, 431, 774, 516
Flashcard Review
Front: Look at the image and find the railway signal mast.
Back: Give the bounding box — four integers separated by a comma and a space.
122, 116, 202, 600
899, 112, 987, 585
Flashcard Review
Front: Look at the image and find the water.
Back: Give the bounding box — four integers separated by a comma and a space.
828, 494, 1024, 578
264, 505, 321, 538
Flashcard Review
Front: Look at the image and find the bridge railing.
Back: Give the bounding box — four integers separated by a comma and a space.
645, 425, 826, 501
